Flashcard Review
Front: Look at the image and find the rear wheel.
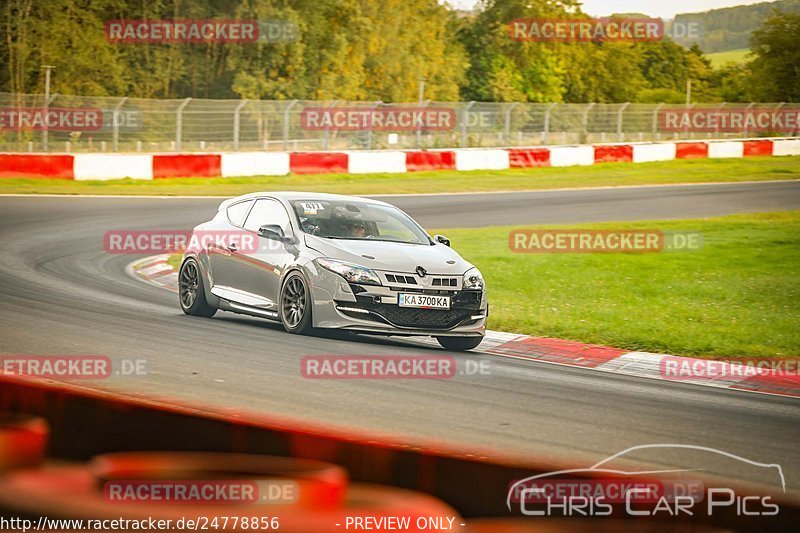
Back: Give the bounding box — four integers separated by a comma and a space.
436, 336, 483, 352
179, 258, 217, 317
280, 271, 313, 334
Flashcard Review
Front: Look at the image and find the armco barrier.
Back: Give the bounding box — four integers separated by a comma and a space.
0, 137, 798, 179
774, 139, 800, 156
153, 154, 221, 178
454, 149, 509, 171
220, 152, 290, 177
74, 153, 153, 180
744, 140, 773, 157
290, 152, 348, 174
675, 141, 709, 159
508, 148, 550, 168
0, 154, 73, 179
708, 141, 744, 159
1, 375, 798, 529
632, 143, 677, 163
347, 150, 406, 174
405, 150, 456, 171
549, 145, 595, 167
594, 144, 633, 164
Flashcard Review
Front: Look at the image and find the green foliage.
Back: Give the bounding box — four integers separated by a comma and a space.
672, 0, 800, 53
748, 9, 800, 102
0, 0, 797, 103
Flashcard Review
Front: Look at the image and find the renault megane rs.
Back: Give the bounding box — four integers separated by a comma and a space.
179, 192, 487, 351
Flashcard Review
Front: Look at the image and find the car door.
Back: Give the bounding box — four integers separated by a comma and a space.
208, 198, 254, 293
234, 198, 297, 310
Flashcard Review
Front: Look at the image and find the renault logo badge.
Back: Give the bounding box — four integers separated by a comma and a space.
416, 266, 427, 278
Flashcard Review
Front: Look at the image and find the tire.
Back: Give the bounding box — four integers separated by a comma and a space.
279, 271, 313, 334
436, 336, 483, 352
179, 257, 217, 317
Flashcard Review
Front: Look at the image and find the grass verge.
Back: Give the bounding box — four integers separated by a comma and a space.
1, 156, 798, 196
439, 211, 799, 359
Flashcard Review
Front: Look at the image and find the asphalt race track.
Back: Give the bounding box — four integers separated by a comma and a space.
1, 180, 799, 496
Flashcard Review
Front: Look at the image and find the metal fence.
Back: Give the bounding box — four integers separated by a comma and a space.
0, 92, 795, 152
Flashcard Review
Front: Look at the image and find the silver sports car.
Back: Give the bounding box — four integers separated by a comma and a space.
179, 192, 487, 351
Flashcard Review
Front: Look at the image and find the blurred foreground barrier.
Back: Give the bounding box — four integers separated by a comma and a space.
0, 452, 458, 532
0, 412, 49, 471
0, 375, 798, 530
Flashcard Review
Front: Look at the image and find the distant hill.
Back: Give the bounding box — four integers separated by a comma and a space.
670, 0, 800, 53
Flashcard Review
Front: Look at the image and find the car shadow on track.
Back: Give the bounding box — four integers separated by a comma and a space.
206, 311, 447, 352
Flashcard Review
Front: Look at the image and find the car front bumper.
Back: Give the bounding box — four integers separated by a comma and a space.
307, 267, 487, 337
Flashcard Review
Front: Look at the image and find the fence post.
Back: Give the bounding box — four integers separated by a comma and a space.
714, 102, 727, 138
282, 100, 299, 151
415, 100, 430, 149
652, 103, 665, 140
323, 100, 340, 151
233, 100, 248, 151
504, 103, 519, 145
367, 101, 381, 150
543, 103, 557, 144
112, 97, 128, 152
461, 101, 475, 147
582, 103, 596, 142
617, 102, 630, 142
175, 98, 192, 151
42, 93, 58, 152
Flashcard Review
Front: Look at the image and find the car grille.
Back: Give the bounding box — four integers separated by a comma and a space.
385, 273, 417, 285
338, 302, 477, 330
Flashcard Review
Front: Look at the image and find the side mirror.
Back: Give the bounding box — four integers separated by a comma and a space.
434, 234, 450, 247
258, 224, 292, 243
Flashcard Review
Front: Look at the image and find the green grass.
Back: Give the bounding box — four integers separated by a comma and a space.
166, 254, 182, 270
437, 211, 800, 360
707, 48, 750, 68
1, 156, 798, 196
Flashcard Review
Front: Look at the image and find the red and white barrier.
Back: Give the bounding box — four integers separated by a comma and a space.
220, 152, 290, 177
454, 149, 509, 171
1, 137, 797, 179
774, 139, 800, 156
74, 154, 153, 180
346, 151, 406, 174
549, 145, 595, 167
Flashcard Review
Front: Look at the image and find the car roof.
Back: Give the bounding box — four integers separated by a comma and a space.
218, 191, 391, 211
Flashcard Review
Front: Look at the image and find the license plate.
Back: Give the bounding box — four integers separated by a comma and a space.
398, 293, 451, 310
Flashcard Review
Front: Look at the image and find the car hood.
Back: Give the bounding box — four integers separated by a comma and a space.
303, 234, 473, 275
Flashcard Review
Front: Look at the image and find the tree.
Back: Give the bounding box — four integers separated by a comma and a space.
748, 9, 800, 101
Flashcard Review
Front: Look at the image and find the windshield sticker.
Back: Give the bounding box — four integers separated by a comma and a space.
300, 202, 325, 215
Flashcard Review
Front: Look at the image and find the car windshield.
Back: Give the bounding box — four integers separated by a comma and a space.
291, 200, 431, 245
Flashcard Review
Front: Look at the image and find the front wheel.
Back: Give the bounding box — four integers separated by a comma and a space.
279, 271, 313, 334
436, 336, 483, 352
179, 257, 217, 317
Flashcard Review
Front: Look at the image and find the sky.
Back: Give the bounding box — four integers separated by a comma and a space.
447, 0, 770, 19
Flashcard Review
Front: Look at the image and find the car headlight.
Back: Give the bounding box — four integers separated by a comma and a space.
463, 267, 484, 290
317, 258, 381, 286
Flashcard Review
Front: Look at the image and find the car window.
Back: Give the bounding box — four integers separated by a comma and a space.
291, 200, 430, 244
226, 199, 254, 227
243, 198, 293, 236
